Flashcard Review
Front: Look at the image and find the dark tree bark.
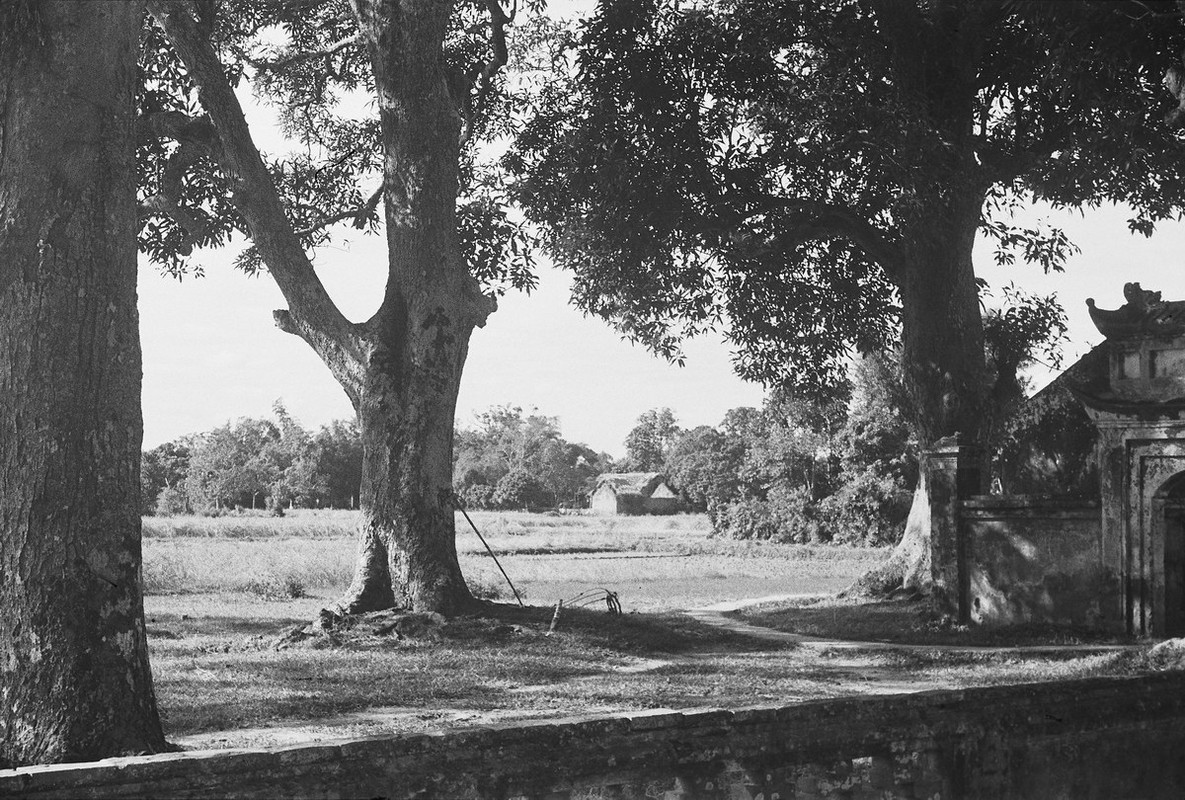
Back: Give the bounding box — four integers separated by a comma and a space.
841, 3, 994, 601
148, 0, 491, 615
0, 0, 166, 766
842, 191, 988, 600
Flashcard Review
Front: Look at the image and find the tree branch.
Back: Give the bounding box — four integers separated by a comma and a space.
459, 0, 514, 146
723, 195, 905, 285
237, 32, 360, 73
294, 184, 383, 237
147, 0, 367, 401
138, 111, 218, 254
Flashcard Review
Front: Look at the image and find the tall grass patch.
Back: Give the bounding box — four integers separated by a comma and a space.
144, 539, 354, 596
144, 509, 358, 540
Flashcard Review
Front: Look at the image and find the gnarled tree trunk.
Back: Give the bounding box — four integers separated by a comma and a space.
845, 191, 988, 600
150, 0, 489, 616
0, 0, 166, 766
334, 0, 490, 616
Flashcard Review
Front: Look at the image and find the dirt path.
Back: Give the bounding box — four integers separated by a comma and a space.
687, 595, 1139, 654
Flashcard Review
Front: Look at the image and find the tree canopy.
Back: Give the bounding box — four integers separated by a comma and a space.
510, 0, 1185, 442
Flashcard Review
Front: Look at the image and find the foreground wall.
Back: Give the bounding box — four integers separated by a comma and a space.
961, 496, 1119, 628
4, 674, 1185, 799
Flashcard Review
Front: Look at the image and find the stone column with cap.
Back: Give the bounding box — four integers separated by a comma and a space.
927, 434, 986, 622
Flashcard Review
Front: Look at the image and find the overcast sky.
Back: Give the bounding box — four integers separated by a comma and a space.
136, 3, 1185, 457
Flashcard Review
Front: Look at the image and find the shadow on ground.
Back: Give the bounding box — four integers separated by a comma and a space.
737, 597, 1135, 647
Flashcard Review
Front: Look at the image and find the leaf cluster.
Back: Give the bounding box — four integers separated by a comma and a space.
453, 405, 606, 509
137, 0, 543, 295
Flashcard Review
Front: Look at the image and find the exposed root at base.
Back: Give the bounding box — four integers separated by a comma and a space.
276, 607, 526, 651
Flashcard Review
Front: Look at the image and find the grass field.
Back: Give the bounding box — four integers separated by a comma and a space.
143, 510, 884, 611
140, 510, 1166, 751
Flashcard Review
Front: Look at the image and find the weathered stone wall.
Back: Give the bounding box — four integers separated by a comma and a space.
5, 674, 1185, 799
961, 496, 1118, 627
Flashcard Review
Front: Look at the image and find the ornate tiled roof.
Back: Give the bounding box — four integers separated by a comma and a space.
1087, 282, 1185, 339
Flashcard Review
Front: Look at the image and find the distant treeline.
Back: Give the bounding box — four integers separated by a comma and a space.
144, 364, 917, 546
141, 402, 362, 516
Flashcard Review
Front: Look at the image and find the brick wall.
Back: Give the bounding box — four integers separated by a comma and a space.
4, 673, 1185, 799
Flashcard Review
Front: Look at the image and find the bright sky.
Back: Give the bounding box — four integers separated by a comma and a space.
135, 3, 1185, 457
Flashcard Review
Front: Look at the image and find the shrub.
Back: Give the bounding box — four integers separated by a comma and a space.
458, 482, 495, 510
765, 485, 823, 544
714, 497, 778, 541
816, 468, 911, 547
492, 469, 551, 510
243, 571, 308, 599
154, 485, 190, 517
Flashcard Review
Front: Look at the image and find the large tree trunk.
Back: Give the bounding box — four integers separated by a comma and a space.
149, 0, 491, 617
330, 0, 488, 616
846, 192, 987, 599
0, 0, 166, 766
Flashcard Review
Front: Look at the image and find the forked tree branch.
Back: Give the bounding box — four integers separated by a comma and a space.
294, 185, 383, 237
147, 0, 367, 401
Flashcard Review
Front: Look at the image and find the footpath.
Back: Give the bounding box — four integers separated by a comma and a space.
686, 594, 1139, 654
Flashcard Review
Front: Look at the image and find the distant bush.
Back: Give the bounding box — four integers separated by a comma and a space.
765, 485, 823, 544
493, 469, 552, 510
715, 497, 778, 541
816, 469, 911, 547
154, 485, 190, 517
458, 482, 495, 510
244, 571, 308, 600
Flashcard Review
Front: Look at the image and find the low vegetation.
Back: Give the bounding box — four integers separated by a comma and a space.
142, 510, 883, 610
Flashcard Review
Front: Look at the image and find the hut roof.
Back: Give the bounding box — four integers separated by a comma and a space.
593, 472, 667, 497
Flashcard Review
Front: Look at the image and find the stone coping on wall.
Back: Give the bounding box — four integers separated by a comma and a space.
961, 494, 1101, 516
4, 672, 1185, 799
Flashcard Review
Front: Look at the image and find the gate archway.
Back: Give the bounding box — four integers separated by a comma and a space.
1155, 472, 1185, 637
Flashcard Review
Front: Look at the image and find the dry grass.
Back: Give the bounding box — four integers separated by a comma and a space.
142, 510, 885, 609
146, 593, 1131, 751
144, 509, 358, 540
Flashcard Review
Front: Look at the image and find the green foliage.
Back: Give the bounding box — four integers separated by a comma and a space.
154, 485, 191, 517
141, 439, 194, 514
137, 0, 542, 293
673, 356, 915, 545
145, 403, 361, 515
995, 343, 1104, 497
510, 0, 1185, 395
664, 425, 746, 512
714, 496, 779, 542
185, 417, 284, 512
622, 407, 680, 471
310, 420, 363, 509
453, 405, 606, 509
492, 468, 551, 510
